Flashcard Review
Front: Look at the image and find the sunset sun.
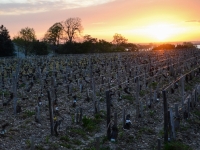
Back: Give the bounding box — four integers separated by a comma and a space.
145, 23, 176, 41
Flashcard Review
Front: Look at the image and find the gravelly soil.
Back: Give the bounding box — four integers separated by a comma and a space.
0, 50, 200, 150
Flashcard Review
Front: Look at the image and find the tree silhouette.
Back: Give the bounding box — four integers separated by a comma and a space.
31, 40, 48, 55
112, 33, 127, 46
43, 22, 64, 46
63, 17, 83, 43
13, 27, 36, 56
0, 25, 15, 57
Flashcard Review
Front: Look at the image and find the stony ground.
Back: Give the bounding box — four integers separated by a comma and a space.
0, 51, 200, 150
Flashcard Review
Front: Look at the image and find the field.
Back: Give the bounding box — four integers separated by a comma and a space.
0, 49, 200, 150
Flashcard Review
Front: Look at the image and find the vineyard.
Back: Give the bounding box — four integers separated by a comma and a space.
0, 49, 200, 150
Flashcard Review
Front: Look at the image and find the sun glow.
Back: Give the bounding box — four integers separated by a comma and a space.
129, 22, 188, 42
145, 23, 179, 41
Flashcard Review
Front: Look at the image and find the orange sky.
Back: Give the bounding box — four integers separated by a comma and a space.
1, 0, 200, 43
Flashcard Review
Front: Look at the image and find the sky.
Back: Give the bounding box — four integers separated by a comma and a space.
0, 0, 200, 43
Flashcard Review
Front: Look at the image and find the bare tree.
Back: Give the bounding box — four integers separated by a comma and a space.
63, 17, 83, 43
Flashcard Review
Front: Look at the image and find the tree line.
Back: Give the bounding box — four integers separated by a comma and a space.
10, 17, 136, 57
0, 17, 198, 57
152, 43, 197, 50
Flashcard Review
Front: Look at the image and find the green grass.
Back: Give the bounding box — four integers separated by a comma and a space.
149, 110, 155, 117
72, 87, 77, 92
50, 143, 59, 149
192, 77, 200, 83
118, 131, 124, 139
185, 84, 193, 91
60, 135, 70, 142
174, 96, 182, 102
0, 90, 10, 96
136, 127, 155, 139
20, 124, 27, 129
71, 114, 75, 123
82, 112, 103, 132
101, 135, 108, 144
82, 116, 98, 131
193, 118, 200, 124
121, 95, 134, 101
48, 71, 53, 76
138, 127, 155, 135
180, 124, 190, 131
100, 97, 104, 102
72, 139, 83, 145
193, 110, 200, 117
35, 145, 44, 150
23, 110, 35, 118
25, 119, 31, 124
164, 141, 192, 150
96, 92, 101, 97
94, 113, 103, 122
139, 90, 146, 97
158, 129, 164, 137
9, 135, 14, 140
150, 82, 158, 89
45, 135, 50, 143
70, 128, 88, 139
187, 118, 200, 125
25, 139, 31, 148
19, 83, 25, 88
145, 128, 155, 134
124, 134, 135, 143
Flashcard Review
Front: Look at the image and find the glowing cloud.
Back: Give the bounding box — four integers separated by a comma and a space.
0, 0, 115, 15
